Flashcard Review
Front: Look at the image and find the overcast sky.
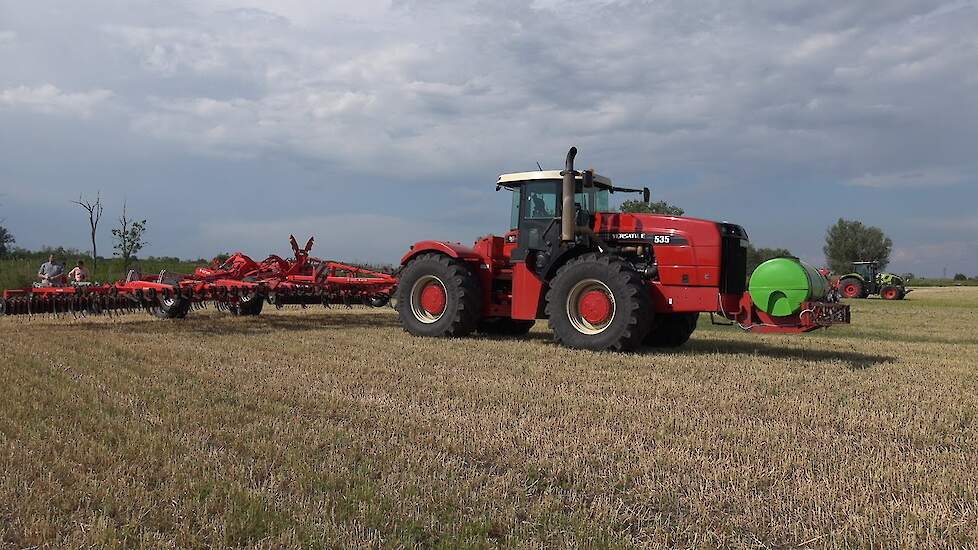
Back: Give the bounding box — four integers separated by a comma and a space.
1, 0, 976, 276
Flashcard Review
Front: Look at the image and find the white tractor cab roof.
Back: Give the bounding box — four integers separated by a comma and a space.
496, 170, 649, 202
496, 170, 614, 188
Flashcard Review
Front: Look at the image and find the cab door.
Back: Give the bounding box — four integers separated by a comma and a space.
513, 180, 560, 262
510, 180, 560, 320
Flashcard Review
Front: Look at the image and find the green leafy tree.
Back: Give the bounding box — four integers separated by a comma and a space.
111, 201, 148, 269
954, 273, 968, 281
747, 244, 793, 277
823, 218, 893, 274
620, 200, 684, 216
0, 225, 14, 257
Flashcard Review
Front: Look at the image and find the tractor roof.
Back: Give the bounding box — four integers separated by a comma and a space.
496, 170, 614, 188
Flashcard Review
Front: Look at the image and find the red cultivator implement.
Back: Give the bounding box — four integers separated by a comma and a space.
0, 236, 397, 318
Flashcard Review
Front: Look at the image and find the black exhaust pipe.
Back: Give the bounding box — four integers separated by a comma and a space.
561, 147, 578, 243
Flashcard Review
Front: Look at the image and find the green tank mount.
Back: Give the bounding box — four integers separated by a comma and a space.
748, 257, 829, 317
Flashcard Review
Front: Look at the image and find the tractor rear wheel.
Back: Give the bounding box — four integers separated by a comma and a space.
880, 285, 902, 300
546, 253, 653, 351
396, 253, 482, 337
156, 295, 190, 319
644, 312, 698, 348
839, 277, 865, 299
478, 317, 535, 336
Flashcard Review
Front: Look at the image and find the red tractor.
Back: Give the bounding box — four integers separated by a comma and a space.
395, 148, 849, 351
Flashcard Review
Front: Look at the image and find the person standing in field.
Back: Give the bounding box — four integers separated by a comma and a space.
37, 254, 65, 286
67, 259, 90, 284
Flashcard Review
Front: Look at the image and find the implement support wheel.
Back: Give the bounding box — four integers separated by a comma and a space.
156, 294, 191, 319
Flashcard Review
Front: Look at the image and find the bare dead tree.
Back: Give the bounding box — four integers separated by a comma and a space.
71, 191, 104, 269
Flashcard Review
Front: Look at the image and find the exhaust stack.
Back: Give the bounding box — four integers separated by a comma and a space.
561, 147, 578, 243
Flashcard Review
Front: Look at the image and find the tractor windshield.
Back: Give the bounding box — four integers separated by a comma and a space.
525, 182, 558, 219
510, 181, 559, 230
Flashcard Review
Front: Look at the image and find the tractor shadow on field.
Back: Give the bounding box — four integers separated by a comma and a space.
488, 328, 894, 370
651, 336, 895, 371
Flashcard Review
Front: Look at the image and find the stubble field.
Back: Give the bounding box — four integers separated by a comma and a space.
1, 288, 977, 548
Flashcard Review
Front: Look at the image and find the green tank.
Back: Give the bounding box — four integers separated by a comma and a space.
748, 257, 828, 317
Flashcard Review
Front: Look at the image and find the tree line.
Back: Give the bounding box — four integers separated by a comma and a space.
0, 192, 148, 269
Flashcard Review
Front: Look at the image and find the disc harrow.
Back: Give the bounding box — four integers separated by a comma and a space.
1, 235, 397, 319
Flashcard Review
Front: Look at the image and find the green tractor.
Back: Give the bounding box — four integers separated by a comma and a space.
838, 261, 910, 300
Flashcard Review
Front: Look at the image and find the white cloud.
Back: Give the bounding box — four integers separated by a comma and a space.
0, 30, 16, 45
785, 31, 851, 63
0, 84, 113, 118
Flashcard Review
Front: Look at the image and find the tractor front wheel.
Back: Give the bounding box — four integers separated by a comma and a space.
880, 285, 903, 300
839, 277, 865, 299
645, 312, 698, 348
396, 253, 482, 338
546, 253, 652, 351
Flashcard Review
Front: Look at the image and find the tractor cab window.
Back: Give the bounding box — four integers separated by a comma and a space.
573, 185, 610, 215
509, 190, 520, 229
525, 183, 558, 219
513, 180, 560, 256
595, 189, 609, 212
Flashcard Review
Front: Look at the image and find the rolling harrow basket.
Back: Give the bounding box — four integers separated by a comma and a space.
0, 236, 397, 319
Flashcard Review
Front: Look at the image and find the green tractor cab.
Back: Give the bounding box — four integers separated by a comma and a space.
838, 261, 910, 300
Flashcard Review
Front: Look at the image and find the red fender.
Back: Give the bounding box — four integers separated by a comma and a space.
400, 240, 485, 265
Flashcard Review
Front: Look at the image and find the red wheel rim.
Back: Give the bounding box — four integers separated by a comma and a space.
420, 283, 446, 315
883, 288, 897, 300
579, 289, 613, 325
843, 284, 859, 297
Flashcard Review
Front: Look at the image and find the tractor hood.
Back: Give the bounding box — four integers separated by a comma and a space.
592, 212, 748, 247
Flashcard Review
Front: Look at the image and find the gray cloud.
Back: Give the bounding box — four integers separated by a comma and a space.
1, 0, 976, 275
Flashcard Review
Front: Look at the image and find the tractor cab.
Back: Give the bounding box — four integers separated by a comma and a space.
496, 170, 613, 262
851, 261, 880, 282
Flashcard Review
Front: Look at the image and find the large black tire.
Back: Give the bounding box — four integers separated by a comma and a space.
229, 292, 264, 316
545, 253, 653, 351
839, 277, 866, 299
644, 312, 698, 348
396, 253, 482, 338
477, 317, 535, 336
156, 295, 190, 319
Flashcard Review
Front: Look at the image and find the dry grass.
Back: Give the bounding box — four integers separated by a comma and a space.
1, 288, 977, 548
